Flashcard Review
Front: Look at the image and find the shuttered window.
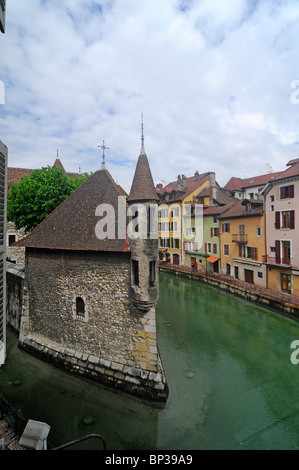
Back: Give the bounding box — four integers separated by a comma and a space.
275, 240, 281, 264
275, 211, 280, 229
280, 184, 294, 199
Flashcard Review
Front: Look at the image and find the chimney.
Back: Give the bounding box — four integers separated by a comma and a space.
182, 175, 187, 190
210, 172, 216, 187
194, 171, 200, 181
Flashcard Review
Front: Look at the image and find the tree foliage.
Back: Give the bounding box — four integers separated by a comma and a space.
7, 166, 91, 231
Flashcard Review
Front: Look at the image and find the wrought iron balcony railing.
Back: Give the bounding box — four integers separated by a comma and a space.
232, 234, 247, 244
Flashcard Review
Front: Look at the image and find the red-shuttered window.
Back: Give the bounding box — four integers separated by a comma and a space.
280, 184, 294, 199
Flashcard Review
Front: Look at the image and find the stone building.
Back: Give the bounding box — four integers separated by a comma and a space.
14, 141, 168, 402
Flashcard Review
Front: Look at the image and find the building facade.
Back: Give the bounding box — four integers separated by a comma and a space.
157, 171, 216, 265
262, 159, 299, 296
219, 199, 267, 286
225, 171, 283, 201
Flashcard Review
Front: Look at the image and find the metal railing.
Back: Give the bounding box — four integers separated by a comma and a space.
51, 433, 107, 450
232, 233, 247, 243
0, 395, 27, 439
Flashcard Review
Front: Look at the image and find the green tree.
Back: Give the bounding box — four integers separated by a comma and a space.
7, 166, 91, 231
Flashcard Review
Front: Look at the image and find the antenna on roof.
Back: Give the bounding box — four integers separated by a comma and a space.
98, 140, 109, 170
266, 163, 273, 173
140, 112, 146, 155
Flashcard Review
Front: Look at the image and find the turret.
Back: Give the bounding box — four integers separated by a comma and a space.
127, 121, 159, 311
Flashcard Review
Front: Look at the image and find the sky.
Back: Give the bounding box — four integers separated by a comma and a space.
1, 0, 299, 193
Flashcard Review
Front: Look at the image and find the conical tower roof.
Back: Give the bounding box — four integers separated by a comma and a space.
127, 126, 159, 203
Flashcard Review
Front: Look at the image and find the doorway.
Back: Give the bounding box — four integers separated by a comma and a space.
244, 269, 254, 284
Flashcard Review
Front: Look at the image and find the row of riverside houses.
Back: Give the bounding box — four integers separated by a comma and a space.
156, 158, 299, 298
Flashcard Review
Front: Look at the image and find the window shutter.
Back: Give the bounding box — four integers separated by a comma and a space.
239, 246, 242, 257
275, 240, 281, 264
290, 184, 294, 198
213, 243, 217, 254
280, 187, 285, 199
252, 247, 258, 260
205, 243, 208, 253
215, 227, 219, 237
211, 227, 213, 237
290, 210, 295, 229
275, 211, 280, 229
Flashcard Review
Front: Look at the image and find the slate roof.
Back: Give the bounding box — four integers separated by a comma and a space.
203, 203, 236, 216
218, 199, 264, 219
14, 169, 130, 252
224, 171, 283, 191
157, 172, 211, 202
127, 152, 159, 203
197, 186, 238, 205
271, 159, 299, 181
8, 159, 81, 192
8, 168, 34, 191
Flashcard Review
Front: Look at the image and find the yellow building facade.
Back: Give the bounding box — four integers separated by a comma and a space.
157, 172, 213, 265
219, 200, 267, 287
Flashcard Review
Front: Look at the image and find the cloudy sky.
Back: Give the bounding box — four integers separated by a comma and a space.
1, 0, 299, 193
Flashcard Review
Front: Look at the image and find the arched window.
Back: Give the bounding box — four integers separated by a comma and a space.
76, 297, 85, 317
72, 295, 88, 322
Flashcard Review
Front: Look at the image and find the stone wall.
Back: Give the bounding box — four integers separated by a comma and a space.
159, 265, 299, 320
6, 262, 25, 332
19, 248, 168, 402
6, 222, 28, 266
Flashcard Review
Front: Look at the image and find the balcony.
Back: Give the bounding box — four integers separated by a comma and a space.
262, 255, 292, 266
232, 234, 248, 244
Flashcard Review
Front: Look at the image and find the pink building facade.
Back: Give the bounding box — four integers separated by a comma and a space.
263, 159, 299, 296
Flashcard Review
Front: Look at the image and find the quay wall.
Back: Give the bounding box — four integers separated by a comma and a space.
159, 265, 299, 320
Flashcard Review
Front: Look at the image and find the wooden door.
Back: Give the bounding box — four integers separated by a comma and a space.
244, 269, 254, 284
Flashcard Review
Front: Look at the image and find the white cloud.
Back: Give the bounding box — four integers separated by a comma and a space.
1, 0, 299, 192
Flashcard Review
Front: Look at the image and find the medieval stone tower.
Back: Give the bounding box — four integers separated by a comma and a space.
127, 128, 159, 312
14, 133, 168, 402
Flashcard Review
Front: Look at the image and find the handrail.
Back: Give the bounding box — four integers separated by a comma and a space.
51, 433, 107, 450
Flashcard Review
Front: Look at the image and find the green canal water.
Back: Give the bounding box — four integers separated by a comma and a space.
1, 272, 299, 450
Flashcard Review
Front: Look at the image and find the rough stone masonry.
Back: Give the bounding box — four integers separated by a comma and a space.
18, 248, 168, 402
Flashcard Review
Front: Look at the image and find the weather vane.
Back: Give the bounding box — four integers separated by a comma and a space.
98, 140, 109, 170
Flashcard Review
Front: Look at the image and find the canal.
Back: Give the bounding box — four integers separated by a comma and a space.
1, 272, 299, 450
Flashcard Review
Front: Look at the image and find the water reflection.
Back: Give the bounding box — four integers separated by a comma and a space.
1, 272, 299, 449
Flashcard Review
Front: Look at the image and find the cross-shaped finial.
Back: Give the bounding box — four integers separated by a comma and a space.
98, 140, 109, 170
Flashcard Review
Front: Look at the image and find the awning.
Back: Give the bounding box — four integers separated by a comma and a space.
207, 257, 219, 263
